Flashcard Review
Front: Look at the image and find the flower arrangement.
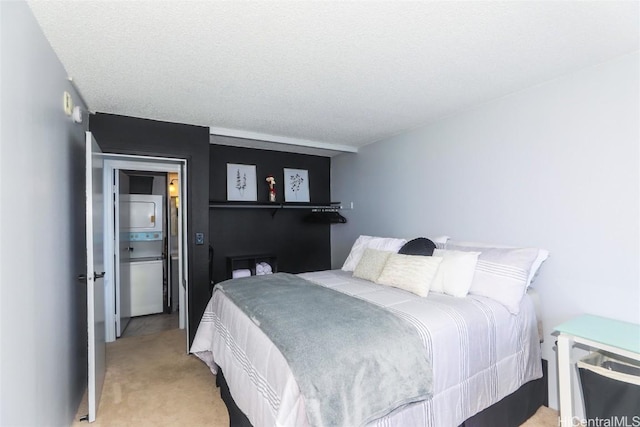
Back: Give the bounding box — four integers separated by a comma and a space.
266, 175, 276, 202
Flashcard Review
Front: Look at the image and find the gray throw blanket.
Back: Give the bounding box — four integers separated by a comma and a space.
218, 273, 433, 427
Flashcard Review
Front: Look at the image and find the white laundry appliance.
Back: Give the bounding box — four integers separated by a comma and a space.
121, 194, 164, 317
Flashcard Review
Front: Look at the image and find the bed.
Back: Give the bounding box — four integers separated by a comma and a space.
192, 260, 546, 426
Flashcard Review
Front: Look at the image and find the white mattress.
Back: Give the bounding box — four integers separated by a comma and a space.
191, 270, 542, 427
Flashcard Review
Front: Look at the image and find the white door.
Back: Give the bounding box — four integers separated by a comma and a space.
116, 171, 131, 336
86, 132, 106, 422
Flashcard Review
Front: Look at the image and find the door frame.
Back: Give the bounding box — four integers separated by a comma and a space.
102, 154, 189, 350
114, 171, 131, 336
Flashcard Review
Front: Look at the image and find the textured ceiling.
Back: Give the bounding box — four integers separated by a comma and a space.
29, 1, 639, 155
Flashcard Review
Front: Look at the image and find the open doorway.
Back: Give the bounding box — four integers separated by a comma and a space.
117, 171, 179, 338
103, 155, 189, 351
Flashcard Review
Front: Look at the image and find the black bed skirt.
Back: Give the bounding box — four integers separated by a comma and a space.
216, 372, 253, 427
217, 359, 548, 427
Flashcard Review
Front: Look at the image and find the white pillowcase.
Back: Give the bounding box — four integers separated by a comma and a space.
447, 239, 549, 288
342, 235, 450, 272
430, 235, 451, 245
352, 248, 392, 282
430, 249, 480, 297
446, 244, 540, 314
341, 235, 407, 271
376, 253, 442, 297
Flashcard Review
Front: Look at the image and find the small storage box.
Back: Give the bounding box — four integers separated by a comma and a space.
578, 352, 640, 420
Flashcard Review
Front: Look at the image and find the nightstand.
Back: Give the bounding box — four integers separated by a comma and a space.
554, 314, 640, 427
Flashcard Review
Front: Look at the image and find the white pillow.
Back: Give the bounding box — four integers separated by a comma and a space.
353, 248, 392, 282
431, 249, 480, 297
446, 244, 540, 314
447, 239, 549, 288
430, 235, 451, 246
375, 253, 442, 297
341, 235, 407, 271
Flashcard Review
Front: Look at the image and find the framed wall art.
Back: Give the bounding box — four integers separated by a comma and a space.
283, 168, 310, 202
227, 163, 257, 201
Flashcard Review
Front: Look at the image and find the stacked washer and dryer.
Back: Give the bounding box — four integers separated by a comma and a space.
121, 194, 165, 317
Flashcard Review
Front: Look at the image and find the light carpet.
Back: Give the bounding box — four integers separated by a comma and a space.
75, 328, 558, 426
73, 329, 228, 427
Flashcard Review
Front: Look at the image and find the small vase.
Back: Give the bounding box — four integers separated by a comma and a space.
269, 190, 276, 202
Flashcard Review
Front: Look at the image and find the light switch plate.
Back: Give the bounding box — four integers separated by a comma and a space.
63, 91, 73, 115
195, 232, 204, 245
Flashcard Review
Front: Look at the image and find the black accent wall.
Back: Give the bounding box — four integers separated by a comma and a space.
209, 145, 332, 285
89, 113, 210, 346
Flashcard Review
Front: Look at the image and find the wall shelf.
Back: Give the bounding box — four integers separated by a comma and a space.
209, 201, 347, 210
209, 201, 350, 220
227, 254, 278, 279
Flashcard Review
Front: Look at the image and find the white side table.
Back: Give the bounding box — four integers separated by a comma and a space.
554, 314, 640, 427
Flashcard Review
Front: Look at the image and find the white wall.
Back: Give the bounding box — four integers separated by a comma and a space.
331, 52, 639, 408
1, 2, 89, 425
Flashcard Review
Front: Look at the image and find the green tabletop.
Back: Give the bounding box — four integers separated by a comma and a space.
555, 314, 640, 355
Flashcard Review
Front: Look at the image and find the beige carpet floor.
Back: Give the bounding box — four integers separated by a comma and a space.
73, 329, 228, 427
75, 328, 558, 426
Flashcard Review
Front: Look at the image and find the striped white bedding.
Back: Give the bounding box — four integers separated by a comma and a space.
191, 270, 542, 427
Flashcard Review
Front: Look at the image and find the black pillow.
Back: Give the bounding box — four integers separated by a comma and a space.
398, 238, 436, 256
